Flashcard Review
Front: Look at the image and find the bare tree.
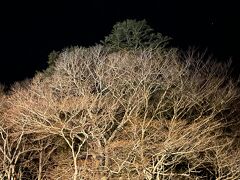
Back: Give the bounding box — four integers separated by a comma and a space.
2, 46, 240, 179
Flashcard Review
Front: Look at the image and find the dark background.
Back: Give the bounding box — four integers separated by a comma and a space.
0, 1, 239, 85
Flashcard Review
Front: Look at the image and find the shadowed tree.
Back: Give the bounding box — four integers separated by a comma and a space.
101, 19, 172, 51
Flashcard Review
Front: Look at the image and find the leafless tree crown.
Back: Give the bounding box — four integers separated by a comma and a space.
0, 46, 240, 179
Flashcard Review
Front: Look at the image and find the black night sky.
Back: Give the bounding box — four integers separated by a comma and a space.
0, 0, 239, 85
